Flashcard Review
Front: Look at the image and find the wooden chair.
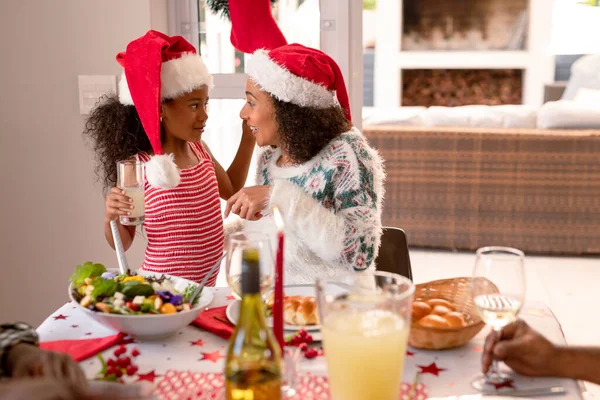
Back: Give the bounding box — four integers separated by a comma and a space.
374, 227, 413, 281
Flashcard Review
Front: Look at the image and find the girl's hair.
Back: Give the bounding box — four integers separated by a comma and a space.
83, 95, 154, 192
272, 97, 351, 164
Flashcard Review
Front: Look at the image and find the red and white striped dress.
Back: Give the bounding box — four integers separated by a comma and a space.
137, 142, 224, 286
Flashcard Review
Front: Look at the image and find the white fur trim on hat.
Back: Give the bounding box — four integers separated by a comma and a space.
118, 53, 213, 105
245, 50, 339, 109
145, 153, 180, 189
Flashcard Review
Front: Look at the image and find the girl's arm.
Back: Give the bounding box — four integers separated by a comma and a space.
203, 122, 256, 200
103, 186, 137, 251
104, 219, 136, 251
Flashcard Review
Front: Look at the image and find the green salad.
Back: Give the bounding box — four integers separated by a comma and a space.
70, 262, 200, 315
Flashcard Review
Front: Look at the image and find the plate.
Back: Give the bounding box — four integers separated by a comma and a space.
225, 300, 323, 341
226, 284, 320, 332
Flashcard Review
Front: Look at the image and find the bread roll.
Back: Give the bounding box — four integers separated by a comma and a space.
417, 314, 451, 328
283, 297, 301, 325
431, 305, 451, 316
443, 311, 466, 328
426, 298, 455, 310
283, 296, 319, 326
296, 296, 318, 325
411, 301, 432, 320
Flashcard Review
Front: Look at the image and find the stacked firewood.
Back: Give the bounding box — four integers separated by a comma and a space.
401, 69, 522, 107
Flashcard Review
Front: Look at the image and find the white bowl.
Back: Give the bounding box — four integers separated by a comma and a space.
68, 270, 213, 339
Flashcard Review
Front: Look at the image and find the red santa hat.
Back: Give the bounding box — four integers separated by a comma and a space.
116, 30, 213, 189
216, 1, 351, 121
245, 44, 352, 122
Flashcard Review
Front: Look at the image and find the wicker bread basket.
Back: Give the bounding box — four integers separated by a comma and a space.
409, 277, 492, 350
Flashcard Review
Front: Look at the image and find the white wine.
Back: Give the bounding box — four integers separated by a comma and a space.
225, 248, 282, 400
227, 274, 273, 300
226, 369, 281, 400
474, 294, 522, 330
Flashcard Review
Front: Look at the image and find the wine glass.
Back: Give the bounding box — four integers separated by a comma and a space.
225, 231, 275, 300
471, 246, 526, 392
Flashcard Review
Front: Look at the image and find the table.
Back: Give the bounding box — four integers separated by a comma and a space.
38, 287, 583, 399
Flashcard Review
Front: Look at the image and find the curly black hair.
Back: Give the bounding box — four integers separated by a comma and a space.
83, 94, 157, 192
272, 98, 351, 164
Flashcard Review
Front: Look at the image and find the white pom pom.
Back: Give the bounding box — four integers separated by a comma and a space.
146, 154, 180, 189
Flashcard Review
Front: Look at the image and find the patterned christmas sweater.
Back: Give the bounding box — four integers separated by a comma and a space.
243, 127, 385, 284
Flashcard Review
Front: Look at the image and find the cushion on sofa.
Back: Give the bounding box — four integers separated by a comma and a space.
423, 105, 537, 128
362, 106, 426, 126
573, 88, 600, 105
561, 54, 600, 101
537, 100, 600, 129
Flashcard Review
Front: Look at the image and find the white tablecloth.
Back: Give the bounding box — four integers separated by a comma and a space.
38, 287, 583, 399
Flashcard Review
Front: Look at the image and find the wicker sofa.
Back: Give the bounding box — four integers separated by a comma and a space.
363, 125, 600, 255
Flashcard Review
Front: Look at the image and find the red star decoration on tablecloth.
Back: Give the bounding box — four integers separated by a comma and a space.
53, 314, 68, 320
190, 339, 206, 347
199, 350, 225, 363
225, 295, 237, 301
137, 370, 161, 383
70, 325, 78, 328
492, 379, 515, 390
418, 362, 447, 376
406, 350, 415, 357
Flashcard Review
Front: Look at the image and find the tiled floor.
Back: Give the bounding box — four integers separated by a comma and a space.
216, 248, 600, 398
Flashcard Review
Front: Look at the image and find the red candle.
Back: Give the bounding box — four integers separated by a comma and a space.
272, 206, 285, 349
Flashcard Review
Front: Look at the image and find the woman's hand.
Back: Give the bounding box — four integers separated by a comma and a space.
6, 344, 87, 387
224, 186, 272, 221
104, 187, 134, 222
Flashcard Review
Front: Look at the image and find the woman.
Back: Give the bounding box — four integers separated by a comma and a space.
225, 44, 385, 284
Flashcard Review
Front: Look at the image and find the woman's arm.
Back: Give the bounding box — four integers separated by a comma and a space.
203, 122, 256, 200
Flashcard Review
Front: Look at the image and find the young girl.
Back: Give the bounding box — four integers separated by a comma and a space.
84, 30, 255, 285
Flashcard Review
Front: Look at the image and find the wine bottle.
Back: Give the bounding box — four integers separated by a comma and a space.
225, 248, 282, 400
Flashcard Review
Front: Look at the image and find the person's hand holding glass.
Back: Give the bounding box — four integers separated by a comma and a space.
471, 246, 526, 391
116, 160, 145, 226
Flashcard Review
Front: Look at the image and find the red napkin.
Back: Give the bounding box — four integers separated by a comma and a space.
40, 332, 125, 362
191, 306, 234, 339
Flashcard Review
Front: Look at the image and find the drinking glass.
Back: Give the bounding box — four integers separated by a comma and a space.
316, 271, 415, 400
471, 246, 526, 391
225, 232, 274, 300
116, 160, 145, 226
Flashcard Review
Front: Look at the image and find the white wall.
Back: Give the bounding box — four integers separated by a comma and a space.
0, 0, 167, 326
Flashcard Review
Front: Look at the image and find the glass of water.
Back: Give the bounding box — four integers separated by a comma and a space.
116, 160, 145, 226
471, 246, 526, 391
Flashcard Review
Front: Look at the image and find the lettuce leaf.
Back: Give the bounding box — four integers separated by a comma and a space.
70, 262, 107, 286
90, 277, 117, 301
